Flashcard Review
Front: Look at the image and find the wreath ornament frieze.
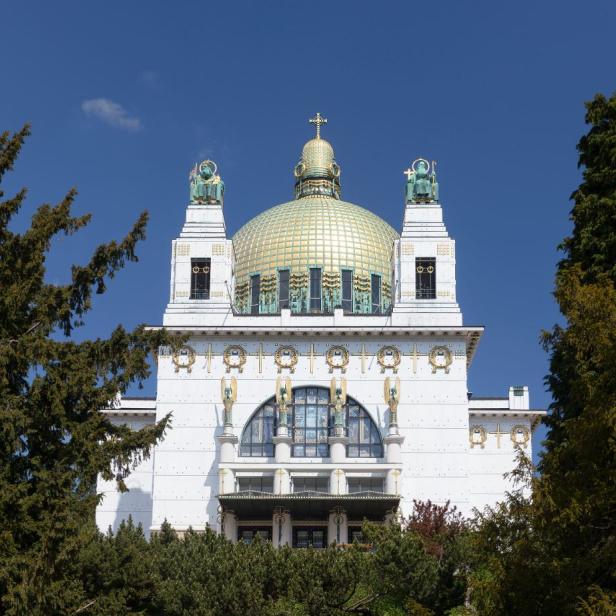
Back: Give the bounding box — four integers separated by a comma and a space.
274, 345, 299, 373
223, 345, 247, 373
172, 345, 197, 373
510, 424, 530, 448
326, 345, 349, 373
469, 425, 487, 449
377, 345, 401, 373
428, 345, 453, 374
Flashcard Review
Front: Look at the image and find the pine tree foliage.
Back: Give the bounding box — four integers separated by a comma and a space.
467, 93, 616, 614
0, 126, 177, 614
538, 93, 616, 609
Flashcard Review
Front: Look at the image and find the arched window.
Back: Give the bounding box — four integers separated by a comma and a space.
239, 386, 383, 458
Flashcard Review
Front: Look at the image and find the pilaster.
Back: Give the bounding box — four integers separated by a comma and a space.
328, 509, 348, 545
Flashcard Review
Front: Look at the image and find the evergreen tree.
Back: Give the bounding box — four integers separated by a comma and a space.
467, 93, 616, 614
538, 93, 616, 610
0, 126, 175, 614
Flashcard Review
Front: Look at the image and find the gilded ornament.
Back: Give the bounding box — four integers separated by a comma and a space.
220, 376, 237, 434
510, 424, 530, 448
377, 345, 401, 373
172, 345, 196, 373
275, 375, 292, 429
330, 377, 347, 436
274, 345, 299, 373
326, 345, 349, 373
428, 345, 453, 374
223, 345, 247, 373
384, 376, 401, 429
469, 425, 487, 449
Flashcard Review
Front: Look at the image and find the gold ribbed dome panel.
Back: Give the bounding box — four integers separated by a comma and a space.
232, 196, 399, 288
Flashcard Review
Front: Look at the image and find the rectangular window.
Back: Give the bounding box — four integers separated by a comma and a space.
348, 526, 364, 543
190, 258, 211, 299
237, 476, 274, 493
309, 268, 322, 312
371, 274, 381, 314
415, 258, 436, 299
342, 269, 353, 312
278, 269, 290, 310
347, 477, 385, 494
292, 476, 329, 494
250, 274, 260, 315
293, 527, 327, 549
238, 527, 272, 544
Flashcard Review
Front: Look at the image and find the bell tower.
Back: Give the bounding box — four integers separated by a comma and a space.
392, 159, 462, 327
163, 160, 234, 327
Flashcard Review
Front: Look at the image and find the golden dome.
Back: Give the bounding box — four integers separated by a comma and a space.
232, 195, 399, 309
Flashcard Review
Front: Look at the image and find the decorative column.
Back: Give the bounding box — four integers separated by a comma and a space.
329, 378, 349, 463
330, 468, 346, 495
218, 503, 237, 542
272, 507, 292, 548
275, 468, 291, 494
383, 377, 404, 493
328, 506, 348, 545
273, 376, 293, 463
218, 377, 238, 463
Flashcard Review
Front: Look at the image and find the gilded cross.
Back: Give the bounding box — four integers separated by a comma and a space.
309, 112, 327, 138
404, 168, 414, 180
490, 423, 507, 449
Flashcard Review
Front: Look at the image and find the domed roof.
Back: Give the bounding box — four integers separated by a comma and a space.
230, 113, 399, 314
232, 195, 398, 293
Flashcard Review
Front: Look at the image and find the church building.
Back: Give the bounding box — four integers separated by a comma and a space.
97, 114, 544, 547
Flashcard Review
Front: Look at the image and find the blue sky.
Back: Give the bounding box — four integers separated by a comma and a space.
2, 0, 615, 458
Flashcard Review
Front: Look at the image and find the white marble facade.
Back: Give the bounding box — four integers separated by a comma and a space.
96, 137, 543, 545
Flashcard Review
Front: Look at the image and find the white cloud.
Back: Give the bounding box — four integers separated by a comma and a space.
81, 98, 142, 131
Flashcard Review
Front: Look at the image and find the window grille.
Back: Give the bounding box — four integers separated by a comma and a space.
239, 403, 274, 456
291, 476, 329, 494
293, 527, 327, 549
237, 476, 274, 493
415, 257, 436, 299
371, 274, 381, 313
190, 258, 211, 299
250, 274, 260, 315
347, 477, 385, 493
278, 269, 290, 310
309, 268, 322, 311
342, 269, 353, 312
239, 527, 271, 543
239, 387, 383, 458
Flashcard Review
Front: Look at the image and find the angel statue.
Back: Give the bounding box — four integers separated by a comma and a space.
384, 376, 401, 430
330, 377, 347, 437
405, 159, 438, 203
275, 376, 292, 431
190, 160, 225, 204
220, 376, 237, 433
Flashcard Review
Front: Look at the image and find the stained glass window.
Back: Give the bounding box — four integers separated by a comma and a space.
239, 387, 383, 458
